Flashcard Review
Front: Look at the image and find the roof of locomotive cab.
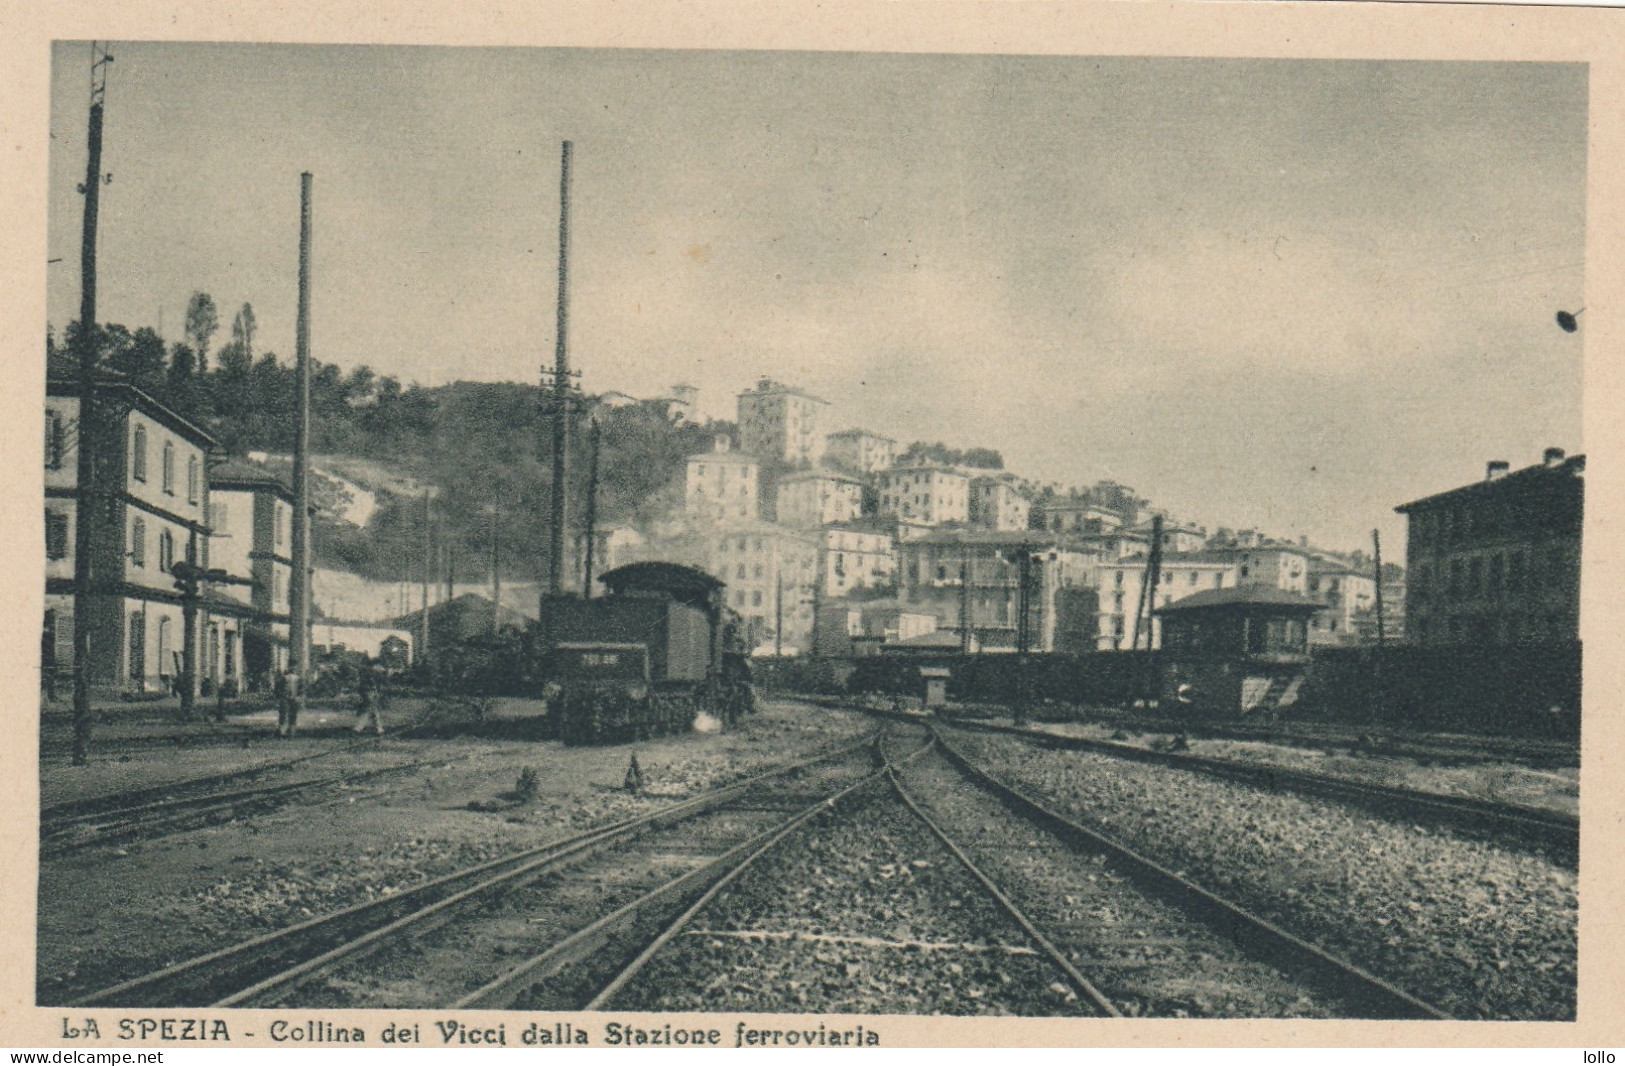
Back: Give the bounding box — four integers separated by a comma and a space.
597, 561, 726, 600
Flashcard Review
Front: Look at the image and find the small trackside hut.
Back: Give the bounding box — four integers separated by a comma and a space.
1155, 586, 1321, 719
537, 562, 751, 745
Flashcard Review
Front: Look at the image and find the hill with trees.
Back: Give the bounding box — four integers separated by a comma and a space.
49, 300, 726, 584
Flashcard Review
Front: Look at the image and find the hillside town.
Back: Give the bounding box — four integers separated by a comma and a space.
41, 359, 1583, 701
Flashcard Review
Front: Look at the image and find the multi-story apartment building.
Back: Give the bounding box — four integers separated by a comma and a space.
897, 530, 1099, 652
1304, 558, 1377, 646
622, 520, 819, 652
705, 523, 819, 652
1096, 554, 1238, 650
736, 378, 829, 466
776, 468, 864, 529
684, 438, 759, 523
45, 371, 215, 693
1396, 449, 1583, 646
209, 458, 295, 690
969, 477, 1031, 533
824, 428, 897, 475
818, 520, 895, 598
1131, 519, 1209, 554
814, 599, 937, 657
878, 465, 970, 527
1188, 545, 1309, 593
1034, 496, 1124, 536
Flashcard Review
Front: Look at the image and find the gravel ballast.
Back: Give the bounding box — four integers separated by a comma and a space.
611, 791, 1094, 1016
37, 700, 870, 1004
950, 730, 1576, 1021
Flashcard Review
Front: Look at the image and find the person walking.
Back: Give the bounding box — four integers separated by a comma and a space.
353, 662, 385, 736
276, 670, 301, 737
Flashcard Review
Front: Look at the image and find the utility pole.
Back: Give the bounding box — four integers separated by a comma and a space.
775, 570, 784, 658
287, 172, 314, 735
958, 553, 972, 654
1141, 514, 1164, 704
1371, 527, 1386, 726
545, 141, 574, 604
582, 415, 600, 598
490, 505, 502, 636
69, 42, 113, 765
1372, 529, 1387, 648
419, 489, 432, 674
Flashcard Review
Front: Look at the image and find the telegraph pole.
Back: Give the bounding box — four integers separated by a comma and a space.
958, 553, 972, 654
545, 141, 574, 603
490, 505, 502, 636
1372, 529, 1387, 648
775, 571, 784, 657
582, 415, 601, 598
69, 42, 113, 766
419, 490, 432, 673
288, 172, 314, 734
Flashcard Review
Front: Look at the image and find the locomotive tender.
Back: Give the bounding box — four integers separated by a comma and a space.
536, 561, 753, 745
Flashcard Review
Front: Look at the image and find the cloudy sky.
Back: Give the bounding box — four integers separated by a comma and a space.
47, 44, 1585, 551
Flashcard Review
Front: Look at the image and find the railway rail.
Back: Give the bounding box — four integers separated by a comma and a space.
62, 731, 887, 1009
939, 717, 1576, 862
581, 725, 1448, 1019
41, 757, 457, 857
916, 727, 1451, 1019
40, 700, 463, 831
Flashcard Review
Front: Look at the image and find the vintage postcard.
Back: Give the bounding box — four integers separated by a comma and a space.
1, 0, 1621, 1050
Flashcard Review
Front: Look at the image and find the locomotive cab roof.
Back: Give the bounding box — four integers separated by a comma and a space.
597, 561, 725, 610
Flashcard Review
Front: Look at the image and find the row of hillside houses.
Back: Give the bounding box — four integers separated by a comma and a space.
622, 378, 1401, 655
42, 367, 407, 697
616, 377, 1581, 659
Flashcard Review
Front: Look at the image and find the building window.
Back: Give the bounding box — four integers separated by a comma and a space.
1214, 573, 1224, 587
275, 507, 286, 548
751, 591, 763, 607
211, 500, 229, 535
132, 425, 148, 482
159, 528, 174, 572
187, 455, 200, 504
46, 510, 69, 560
161, 440, 176, 495
130, 515, 146, 567
45, 410, 65, 470
128, 611, 146, 682
157, 617, 173, 679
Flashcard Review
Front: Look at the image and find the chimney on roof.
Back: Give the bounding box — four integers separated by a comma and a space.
1486, 460, 1510, 481
1543, 447, 1566, 467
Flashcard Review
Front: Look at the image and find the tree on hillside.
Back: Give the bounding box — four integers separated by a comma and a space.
185, 292, 219, 376
897, 441, 1004, 469
231, 303, 256, 362
111, 325, 169, 394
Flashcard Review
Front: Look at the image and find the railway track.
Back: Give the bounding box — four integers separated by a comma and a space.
581, 726, 1444, 1019
940, 717, 1576, 863
41, 756, 457, 857
62, 730, 890, 1009
905, 728, 1450, 1019
41, 701, 462, 835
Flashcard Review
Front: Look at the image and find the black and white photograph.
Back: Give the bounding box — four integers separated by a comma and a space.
8, 3, 1617, 1047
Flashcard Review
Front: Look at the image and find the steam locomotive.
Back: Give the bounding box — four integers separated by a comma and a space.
536, 562, 754, 745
